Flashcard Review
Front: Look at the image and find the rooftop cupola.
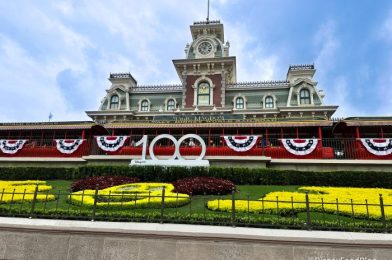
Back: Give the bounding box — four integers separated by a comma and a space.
286, 64, 316, 82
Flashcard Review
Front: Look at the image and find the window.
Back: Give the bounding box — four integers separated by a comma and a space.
300, 89, 311, 105
110, 95, 119, 109
235, 97, 244, 109
197, 82, 210, 106
265, 96, 274, 108
141, 100, 149, 111
167, 99, 175, 110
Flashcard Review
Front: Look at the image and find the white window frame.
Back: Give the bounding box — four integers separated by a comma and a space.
192, 76, 215, 106
232, 94, 247, 110
109, 95, 120, 109
297, 86, 314, 105
265, 96, 274, 109
138, 98, 151, 112
262, 94, 277, 109
165, 97, 177, 111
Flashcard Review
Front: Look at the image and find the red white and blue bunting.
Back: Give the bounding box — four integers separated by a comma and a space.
281, 139, 318, 156
96, 136, 128, 152
55, 139, 84, 154
223, 136, 258, 152
0, 139, 27, 154
360, 138, 392, 156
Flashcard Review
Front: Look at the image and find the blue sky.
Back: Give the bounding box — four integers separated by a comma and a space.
0, 0, 391, 122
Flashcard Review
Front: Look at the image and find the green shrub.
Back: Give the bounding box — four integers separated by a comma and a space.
0, 165, 392, 188
0, 167, 74, 180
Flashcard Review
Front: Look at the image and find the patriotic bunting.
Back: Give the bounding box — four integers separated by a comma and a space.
96, 136, 128, 152
0, 140, 27, 154
281, 139, 318, 156
223, 136, 258, 152
360, 139, 392, 156
55, 139, 84, 154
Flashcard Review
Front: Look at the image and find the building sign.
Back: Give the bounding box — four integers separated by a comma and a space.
153, 114, 244, 124
130, 134, 209, 167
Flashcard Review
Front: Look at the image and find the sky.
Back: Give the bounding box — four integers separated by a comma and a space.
0, 0, 391, 122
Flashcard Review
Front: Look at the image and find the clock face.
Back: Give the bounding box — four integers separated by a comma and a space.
197, 41, 213, 55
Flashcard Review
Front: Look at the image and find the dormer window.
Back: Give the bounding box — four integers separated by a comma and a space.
235, 97, 244, 109
197, 82, 210, 106
110, 95, 119, 109
300, 89, 311, 105
167, 99, 175, 110
265, 96, 274, 108
141, 100, 149, 111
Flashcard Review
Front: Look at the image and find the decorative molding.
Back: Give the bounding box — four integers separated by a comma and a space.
261, 93, 277, 109
232, 93, 247, 110
192, 76, 215, 106
226, 80, 290, 89
164, 96, 177, 111
130, 85, 182, 92
138, 98, 151, 112
221, 72, 226, 108
296, 84, 314, 106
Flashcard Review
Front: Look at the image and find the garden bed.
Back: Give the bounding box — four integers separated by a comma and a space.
0, 180, 391, 233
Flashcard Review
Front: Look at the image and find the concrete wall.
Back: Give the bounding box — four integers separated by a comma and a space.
0, 217, 391, 260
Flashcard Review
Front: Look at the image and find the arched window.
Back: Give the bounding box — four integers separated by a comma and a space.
300, 89, 311, 105
197, 82, 210, 106
110, 95, 119, 109
265, 96, 274, 108
167, 99, 175, 110
141, 100, 149, 111
235, 97, 244, 109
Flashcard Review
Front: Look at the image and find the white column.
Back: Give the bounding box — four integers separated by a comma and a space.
126, 92, 130, 110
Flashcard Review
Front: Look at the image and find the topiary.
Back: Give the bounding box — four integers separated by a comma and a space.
71, 175, 140, 192
173, 176, 235, 195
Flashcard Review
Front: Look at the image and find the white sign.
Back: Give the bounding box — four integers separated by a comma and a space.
130, 134, 209, 167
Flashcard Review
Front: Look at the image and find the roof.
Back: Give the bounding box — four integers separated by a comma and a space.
104, 120, 333, 129
0, 121, 95, 131
340, 117, 392, 127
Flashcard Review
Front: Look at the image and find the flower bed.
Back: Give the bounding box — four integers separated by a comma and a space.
69, 182, 189, 208
71, 175, 140, 192
0, 180, 55, 203
173, 177, 235, 195
207, 186, 392, 220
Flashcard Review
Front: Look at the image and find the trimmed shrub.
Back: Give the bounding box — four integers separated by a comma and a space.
71, 175, 140, 192
0, 167, 74, 180
1, 165, 392, 188
173, 176, 235, 195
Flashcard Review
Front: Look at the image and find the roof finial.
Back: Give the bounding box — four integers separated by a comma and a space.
206, 0, 210, 23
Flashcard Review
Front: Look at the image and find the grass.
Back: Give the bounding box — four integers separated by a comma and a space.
0, 180, 390, 232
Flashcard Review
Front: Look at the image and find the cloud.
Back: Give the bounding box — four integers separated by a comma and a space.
225, 22, 280, 82
313, 21, 340, 83
0, 0, 287, 123
0, 34, 68, 122
374, 10, 392, 115
312, 21, 356, 117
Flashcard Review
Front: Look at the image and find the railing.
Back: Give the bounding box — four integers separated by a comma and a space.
0, 139, 91, 158
0, 137, 391, 160
0, 188, 390, 233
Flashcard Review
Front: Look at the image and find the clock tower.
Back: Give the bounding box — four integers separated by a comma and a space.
173, 20, 237, 109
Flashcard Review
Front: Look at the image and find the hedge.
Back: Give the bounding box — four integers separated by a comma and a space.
0, 166, 392, 188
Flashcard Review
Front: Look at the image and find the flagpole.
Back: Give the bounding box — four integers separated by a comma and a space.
207, 0, 210, 23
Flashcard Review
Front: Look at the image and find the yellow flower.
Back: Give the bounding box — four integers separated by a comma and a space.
69, 182, 189, 208
207, 186, 392, 220
0, 180, 55, 203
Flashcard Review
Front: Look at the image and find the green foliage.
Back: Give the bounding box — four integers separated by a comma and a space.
0, 167, 75, 180
0, 165, 392, 188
